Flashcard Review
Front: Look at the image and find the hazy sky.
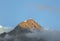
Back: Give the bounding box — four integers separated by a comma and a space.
0, 0, 60, 30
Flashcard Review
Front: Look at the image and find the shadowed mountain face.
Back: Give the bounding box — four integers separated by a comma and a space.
8, 25, 31, 35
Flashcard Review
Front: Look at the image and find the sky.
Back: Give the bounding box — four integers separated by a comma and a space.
0, 0, 60, 30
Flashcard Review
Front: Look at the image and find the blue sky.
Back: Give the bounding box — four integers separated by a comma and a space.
0, 0, 60, 30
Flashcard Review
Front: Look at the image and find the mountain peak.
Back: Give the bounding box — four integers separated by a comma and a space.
18, 19, 43, 30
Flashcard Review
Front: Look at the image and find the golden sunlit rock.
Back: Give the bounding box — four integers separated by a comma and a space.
18, 19, 43, 30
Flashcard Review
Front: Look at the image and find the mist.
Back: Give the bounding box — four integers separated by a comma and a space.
25, 29, 60, 41
0, 28, 60, 41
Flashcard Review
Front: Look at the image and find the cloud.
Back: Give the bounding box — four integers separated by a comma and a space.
0, 25, 14, 34
25, 28, 60, 41
0, 25, 3, 28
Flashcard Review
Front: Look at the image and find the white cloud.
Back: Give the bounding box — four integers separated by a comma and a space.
0, 25, 3, 28
0, 25, 14, 34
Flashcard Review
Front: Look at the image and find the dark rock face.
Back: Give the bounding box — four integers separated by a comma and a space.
8, 25, 31, 35
0, 32, 7, 38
